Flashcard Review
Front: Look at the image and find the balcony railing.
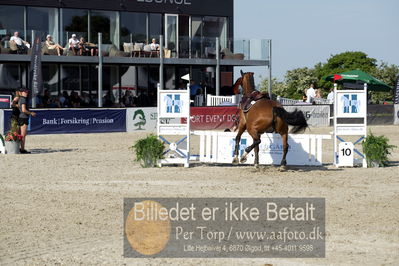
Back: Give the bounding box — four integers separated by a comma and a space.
0, 30, 270, 61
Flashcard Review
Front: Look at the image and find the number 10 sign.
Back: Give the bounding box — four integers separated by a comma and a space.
338, 142, 354, 167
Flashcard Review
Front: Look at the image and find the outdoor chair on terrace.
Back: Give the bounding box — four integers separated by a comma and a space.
220, 47, 244, 60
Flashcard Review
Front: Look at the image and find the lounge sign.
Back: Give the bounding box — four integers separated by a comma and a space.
137, 0, 191, 5
133, 0, 233, 17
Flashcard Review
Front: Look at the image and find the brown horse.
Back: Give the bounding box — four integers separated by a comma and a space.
232, 71, 308, 168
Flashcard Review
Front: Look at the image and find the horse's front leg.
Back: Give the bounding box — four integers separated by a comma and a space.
232, 131, 244, 164
232, 118, 246, 164
240, 137, 261, 164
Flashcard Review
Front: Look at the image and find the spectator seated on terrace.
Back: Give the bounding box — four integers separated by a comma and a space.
220, 47, 244, 60
68, 34, 80, 55
10, 31, 30, 54
150, 38, 160, 51
43, 35, 64, 56
142, 44, 158, 57
78, 37, 98, 56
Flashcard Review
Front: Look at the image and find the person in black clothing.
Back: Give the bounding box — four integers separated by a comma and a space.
18, 88, 36, 154
10, 89, 21, 132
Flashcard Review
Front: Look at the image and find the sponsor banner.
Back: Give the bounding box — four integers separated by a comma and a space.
284, 105, 330, 127
188, 106, 329, 130
3, 109, 126, 134
394, 105, 399, 125
30, 36, 43, 97
127, 108, 158, 132
126, 107, 180, 132
0, 95, 11, 109
123, 198, 325, 258
212, 132, 327, 165
367, 105, 394, 125
188, 107, 239, 130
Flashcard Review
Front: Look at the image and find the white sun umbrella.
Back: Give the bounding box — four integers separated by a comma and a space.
112, 66, 138, 102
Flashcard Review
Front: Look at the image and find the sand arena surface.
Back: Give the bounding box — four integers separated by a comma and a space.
0, 126, 398, 265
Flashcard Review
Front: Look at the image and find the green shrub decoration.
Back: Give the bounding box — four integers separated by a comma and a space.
132, 134, 165, 168
362, 132, 396, 167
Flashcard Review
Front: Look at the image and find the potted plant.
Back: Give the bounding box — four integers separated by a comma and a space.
362, 132, 396, 167
132, 134, 165, 168
4, 130, 23, 154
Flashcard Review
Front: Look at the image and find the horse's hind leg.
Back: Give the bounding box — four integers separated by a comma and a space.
232, 123, 246, 164
254, 145, 260, 169
275, 118, 289, 168
280, 133, 289, 167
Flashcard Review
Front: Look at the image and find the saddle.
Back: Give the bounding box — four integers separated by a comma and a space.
239, 91, 270, 112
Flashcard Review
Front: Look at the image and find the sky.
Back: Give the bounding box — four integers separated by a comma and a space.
233, 0, 399, 85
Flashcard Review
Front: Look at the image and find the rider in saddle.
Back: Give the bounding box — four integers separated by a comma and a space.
240, 87, 270, 112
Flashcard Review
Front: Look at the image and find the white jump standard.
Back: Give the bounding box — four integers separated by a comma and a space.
333, 83, 367, 167
157, 83, 191, 167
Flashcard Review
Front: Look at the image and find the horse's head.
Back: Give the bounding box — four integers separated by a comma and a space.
233, 71, 256, 95
240, 70, 255, 95
232, 77, 243, 94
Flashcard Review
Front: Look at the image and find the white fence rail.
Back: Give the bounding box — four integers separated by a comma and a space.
313, 98, 333, 104
277, 96, 303, 105
206, 94, 240, 106
277, 96, 333, 105
194, 131, 331, 166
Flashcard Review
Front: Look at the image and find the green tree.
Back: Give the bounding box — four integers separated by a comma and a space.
372, 62, 399, 87
260, 51, 398, 101
369, 62, 399, 103
315, 51, 378, 90
258, 77, 286, 99
259, 67, 317, 99
284, 67, 317, 99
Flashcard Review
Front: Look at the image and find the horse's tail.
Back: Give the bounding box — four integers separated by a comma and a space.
273, 107, 308, 133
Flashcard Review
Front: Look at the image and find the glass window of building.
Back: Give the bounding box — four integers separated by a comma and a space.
149, 13, 162, 43
60, 64, 97, 107
120, 12, 146, 47
203, 16, 228, 51
178, 15, 190, 58
119, 66, 137, 107
42, 64, 60, 95
27, 7, 59, 44
90, 10, 118, 46
148, 66, 159, 106
61, 9, 88, 46
191, 16, 203, 58
62, 64, 81, 93
0, 6, 25, 48
103, 66, 119, 106
0, 64, 22, 90
164, 66, 175, 90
